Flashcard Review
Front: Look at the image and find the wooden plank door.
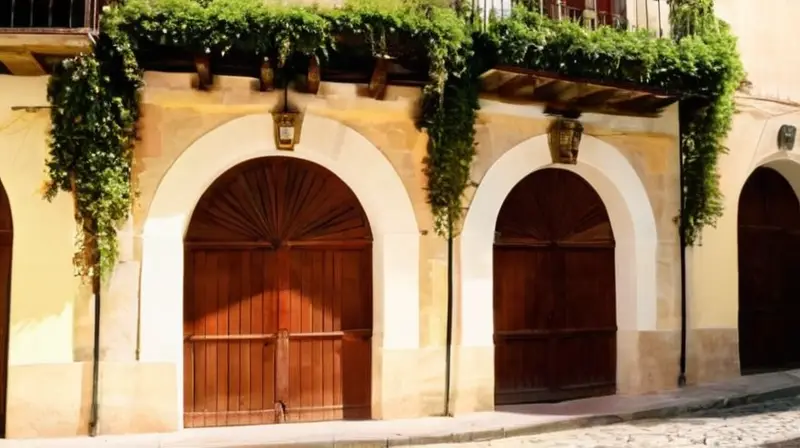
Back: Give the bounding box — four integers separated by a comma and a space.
184, 156, 373, 428
0, 181, 10, 437
494, 168, 616, 404
738, 167, 800, 373
282, 246, 372, 422
184, 248, 278, 427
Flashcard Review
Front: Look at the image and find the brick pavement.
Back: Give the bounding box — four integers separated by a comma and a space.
422, 396, 800, 448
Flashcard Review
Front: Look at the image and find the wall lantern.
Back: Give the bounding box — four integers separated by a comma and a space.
778, 124, 796, 151
547, 116, 584, 164
272, 83, 303, 151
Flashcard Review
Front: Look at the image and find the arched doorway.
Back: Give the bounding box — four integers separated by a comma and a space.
738, 166, 800, 374
183, 156, 373, 428
0, 179, 10, 436
493, 168, 616, 405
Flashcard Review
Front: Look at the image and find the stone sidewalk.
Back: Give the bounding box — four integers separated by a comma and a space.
4, 370, 800, 448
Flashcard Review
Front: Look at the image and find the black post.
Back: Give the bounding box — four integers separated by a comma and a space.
443, 214, 455, 416
677, 114, 688, 388
88, 231, 102, 436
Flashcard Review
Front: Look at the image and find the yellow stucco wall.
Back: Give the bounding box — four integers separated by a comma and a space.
0, 75, 91, 437
681, 0, 800, 384
0, 70, 680, 437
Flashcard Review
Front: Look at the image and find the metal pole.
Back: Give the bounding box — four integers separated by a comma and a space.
88, 227, 102, 436
677, 108, 688, 388
443, 213, 455, 417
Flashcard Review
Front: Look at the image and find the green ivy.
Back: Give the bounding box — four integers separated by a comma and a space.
486, 6, 744, 243
669, 0, 744, 244
46, 30, 142, 278
419, 62, 480, 236
46, 0, 741, 276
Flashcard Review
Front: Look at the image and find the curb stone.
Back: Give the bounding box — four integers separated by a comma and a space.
237, 383, 800, 448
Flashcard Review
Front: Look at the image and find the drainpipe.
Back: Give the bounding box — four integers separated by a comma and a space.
443, 215, 455, 417
88, 227, 102, 436
677, 111, 688, 388
87, 28, 103, 437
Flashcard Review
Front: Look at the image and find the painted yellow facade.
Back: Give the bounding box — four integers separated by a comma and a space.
685, 0, 800, 384
0, 70, 683, 437
0, 0, 794, 438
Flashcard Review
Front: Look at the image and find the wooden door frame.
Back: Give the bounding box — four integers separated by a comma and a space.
0, 178, 12, 438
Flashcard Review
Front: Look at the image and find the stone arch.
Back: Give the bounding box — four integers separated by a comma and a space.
458, 134, 658, 397
139, 113, 420, 427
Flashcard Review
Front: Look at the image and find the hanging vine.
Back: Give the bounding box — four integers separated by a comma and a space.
485, 5, 744, 244
45, 0, 741, 274
670, 0, 744, 244
46, 29, 141, 277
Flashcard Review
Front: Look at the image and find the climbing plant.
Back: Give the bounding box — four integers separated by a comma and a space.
46, 0, 742, 276
485, 5, 744, 244
46, 30, 141, 278
669, 0, 744, 244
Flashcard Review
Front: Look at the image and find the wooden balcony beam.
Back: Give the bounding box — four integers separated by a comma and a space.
0, 49, 45, 76
0, 33, 92, 75
480, 67, 679, 117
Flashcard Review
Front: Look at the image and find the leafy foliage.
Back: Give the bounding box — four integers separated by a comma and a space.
670, 0, 744, 244
486, 6, 744, 243
419, 61, 480, 235
46, 0, 742, 277
46, 30, 142, 278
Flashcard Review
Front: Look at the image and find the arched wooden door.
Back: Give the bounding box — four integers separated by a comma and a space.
0, 179, 10, 436
738, 167, 800, 373
183, 157, 373, 428
493, 168, 616, 405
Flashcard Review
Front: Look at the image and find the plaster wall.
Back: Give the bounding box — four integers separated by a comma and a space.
716, 0, 800, 103
682, 1, 800, 385
685, 99, 800, 384
0, 76, 115, 437
0, 70, 682, 436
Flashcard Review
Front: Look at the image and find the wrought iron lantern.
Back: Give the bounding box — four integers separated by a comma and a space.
547, 117, 584, 165
272, 111, 301, 150
778, 124, 797, 151
272, 82, 303, 151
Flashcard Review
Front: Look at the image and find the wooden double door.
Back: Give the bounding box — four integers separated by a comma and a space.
738, 167, 800, 373
183, 157, 373, 428
0, 180, 10, 436
493, 169, 617, 405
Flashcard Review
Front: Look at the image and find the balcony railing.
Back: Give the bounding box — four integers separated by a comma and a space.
473, 0, 666, 35
0, 0, 101, 33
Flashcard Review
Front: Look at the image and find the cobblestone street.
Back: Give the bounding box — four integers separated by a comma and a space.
424, 396, 800, 448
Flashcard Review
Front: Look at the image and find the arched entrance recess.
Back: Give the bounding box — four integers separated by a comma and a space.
0, 178, 10, 436
493, 168, 616, 404
738, 166, 800, 373
457, 134, 658, 406
140, 113, 419, 428
183, 157, 372, 427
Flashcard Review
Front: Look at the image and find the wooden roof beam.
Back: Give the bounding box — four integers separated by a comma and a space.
0, 49, 45, 76
497, 74, 537, 97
